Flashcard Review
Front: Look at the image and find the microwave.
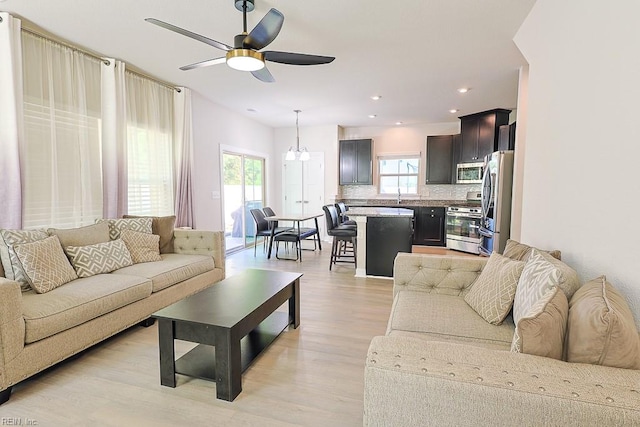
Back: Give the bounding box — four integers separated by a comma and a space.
456, 162, 484, 184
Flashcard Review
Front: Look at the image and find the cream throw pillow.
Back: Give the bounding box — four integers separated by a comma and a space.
66, 239, 133, 278
96, 218, 153, 240
13, 236, 78, 293
0, 229, 49, 291
511, 249, 568, 360
464, 252, 525, 325
121, 229, 162, 263
566, 276, 640, 369
503, 239, 562, 262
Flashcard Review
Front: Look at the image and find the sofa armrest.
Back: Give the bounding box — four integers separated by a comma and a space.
173, 230, 225, 279
393, 253, 489, 297
0, 279, 25, 381
364, 335, 640, 426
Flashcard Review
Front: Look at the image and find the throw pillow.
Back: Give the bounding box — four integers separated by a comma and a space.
13, 236, 78, 293
121, 229, 162, 263
503, 239, 562, 262
123, 215, 175, 254
66, 239, 133, 278
48, 222, 110, 252
96, 218, 153, 240
511, 249, 567, 360
566, 276, 640, 369
464, 252, 525, 325
0, 229, 49, 291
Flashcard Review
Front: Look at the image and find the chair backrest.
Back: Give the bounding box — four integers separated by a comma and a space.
250, 208, 269, 233
263, 207, 276, 217
322, 205, 339, 233
335, 202, 348, 223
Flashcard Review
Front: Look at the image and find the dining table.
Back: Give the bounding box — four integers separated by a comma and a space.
264, 213, 323, 259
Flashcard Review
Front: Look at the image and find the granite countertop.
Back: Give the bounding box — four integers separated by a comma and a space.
339, 199, 481, 208
346, 207, 415, 217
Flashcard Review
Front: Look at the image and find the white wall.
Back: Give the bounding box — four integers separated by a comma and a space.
191, 92, 275, 231
514, 1, 640, 325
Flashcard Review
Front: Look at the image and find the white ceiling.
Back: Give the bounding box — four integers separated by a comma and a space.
2, 0, 536, 128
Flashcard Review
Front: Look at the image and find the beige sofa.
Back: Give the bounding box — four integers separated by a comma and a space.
364, 252, 640, 426
0, 228, 225, 405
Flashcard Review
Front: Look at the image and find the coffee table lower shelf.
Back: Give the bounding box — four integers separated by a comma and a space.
175, 311, 290, 381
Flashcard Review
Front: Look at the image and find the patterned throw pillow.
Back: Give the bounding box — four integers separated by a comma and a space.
123, 215, 176, 254
121, 229, 162, 263
566, 276, 640, 369
13, 236, 78, 293
0, 229, 49, 291
66, 239, 133, 278
511, 249, 568, 360
464, 252, 525, 325
96, 218, 153, 240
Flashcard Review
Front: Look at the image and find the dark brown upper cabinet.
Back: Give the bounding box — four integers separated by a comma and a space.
339, 139, 373, 185
426, 135, 454, 184
458, 109, 511, 163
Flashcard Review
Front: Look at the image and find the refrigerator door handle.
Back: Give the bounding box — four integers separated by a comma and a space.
479, 227, 493, 238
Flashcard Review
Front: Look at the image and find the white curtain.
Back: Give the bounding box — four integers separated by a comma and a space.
101, 58, 128, 218
125, 73, 175, 216
21, 31, 103, 229
0, 13, 24, 229
173, 87, 194, 227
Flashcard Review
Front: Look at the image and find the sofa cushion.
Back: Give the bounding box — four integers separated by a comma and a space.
47, 222, 110, 252
503, 239, 562, 261
66, 240, 134, 278
511, 249, 567, 360
21, 273, 152, 343
13, 235, 78, 293
0, 229, 49, 291
123, 215, 175, 254
566, 276, 640, 369
388, 291, 515, 349
96, 218, 153, 240
464, 252, 525, 325
121, 229, 162, 263
111, 253, 214, 292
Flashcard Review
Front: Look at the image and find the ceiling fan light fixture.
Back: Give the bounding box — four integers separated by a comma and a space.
226, 49, 265, 71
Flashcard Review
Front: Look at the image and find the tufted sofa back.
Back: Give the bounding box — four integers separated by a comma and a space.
393, 253, 489, 298
173, 229, 225, 279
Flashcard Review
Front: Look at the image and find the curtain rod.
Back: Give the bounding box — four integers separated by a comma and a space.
20, 26, 181, 93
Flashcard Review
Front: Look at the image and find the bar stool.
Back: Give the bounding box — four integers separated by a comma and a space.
335, 202, 357, 227
323, 205, 357, 270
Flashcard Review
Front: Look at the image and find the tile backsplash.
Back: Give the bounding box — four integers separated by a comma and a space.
338, 184, 481, 201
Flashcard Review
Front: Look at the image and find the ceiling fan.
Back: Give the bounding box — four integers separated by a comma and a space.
145, 0, 335, 83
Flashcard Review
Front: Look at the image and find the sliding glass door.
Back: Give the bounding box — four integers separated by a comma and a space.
222, 152, 265, 253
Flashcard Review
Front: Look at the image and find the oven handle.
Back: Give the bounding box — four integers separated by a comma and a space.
446, 212, 482, 219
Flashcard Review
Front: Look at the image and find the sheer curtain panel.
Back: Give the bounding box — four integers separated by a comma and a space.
21, 31, 103, 229
125, 73, 175, 216
0, 13, 24, 229
101, 58, 128, 218
173, 87, 194, 227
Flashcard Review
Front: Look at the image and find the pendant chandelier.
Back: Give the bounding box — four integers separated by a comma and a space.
285, 109, 310, 161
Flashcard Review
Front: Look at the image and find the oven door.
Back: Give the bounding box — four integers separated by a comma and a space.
446, 211, 482, 254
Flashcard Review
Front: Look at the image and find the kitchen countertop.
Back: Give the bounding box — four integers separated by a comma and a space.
339, 199, 481, 208
346, 207, 415, 217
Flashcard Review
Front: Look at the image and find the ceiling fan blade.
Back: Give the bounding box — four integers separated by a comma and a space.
145, 18, 232, 51
180, 57, 227, 71
243, 8, 284, 51
251, 66, 275, 83
263, 51, 335, 66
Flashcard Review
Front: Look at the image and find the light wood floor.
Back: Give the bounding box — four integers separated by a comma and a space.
3, 242, 402, 426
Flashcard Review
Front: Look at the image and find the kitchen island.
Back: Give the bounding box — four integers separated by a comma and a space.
346, 207, 414, 278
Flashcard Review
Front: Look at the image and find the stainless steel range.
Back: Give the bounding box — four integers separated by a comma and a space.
446, 192, 482, 255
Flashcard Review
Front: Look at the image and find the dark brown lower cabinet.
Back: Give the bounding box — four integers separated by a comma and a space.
411, 207, 446, 246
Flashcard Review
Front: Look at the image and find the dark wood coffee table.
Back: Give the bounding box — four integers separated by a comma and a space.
152, 269, 302, 401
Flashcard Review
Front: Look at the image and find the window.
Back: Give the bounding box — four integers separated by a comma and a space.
21, 32, 103, 229
125, 73, 175, 216
378, 156, 420, 195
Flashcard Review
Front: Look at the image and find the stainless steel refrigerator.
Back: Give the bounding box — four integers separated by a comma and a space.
479, 151, 514, 256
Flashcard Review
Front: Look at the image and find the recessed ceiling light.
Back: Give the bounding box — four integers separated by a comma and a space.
457, 88, 469, 93
395, 121, 403, 125
368, 114, 377, 119
449, 109, 459, 114
247, 108, 257, 113
371, 95, 382, 101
